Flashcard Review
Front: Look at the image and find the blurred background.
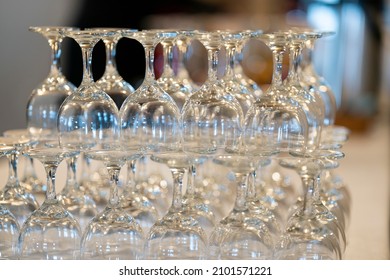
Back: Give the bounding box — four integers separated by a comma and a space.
0, 0, 389, 259
0, 0, 389, 134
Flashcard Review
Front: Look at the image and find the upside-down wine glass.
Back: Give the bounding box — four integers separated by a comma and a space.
42, 140, 97, 232
2, 129, 47, 198
275, 149, 346, 260
209, 152, 275, 259
119, 155, 159, 237
220, 29, 261, 116
120, 29, 182, 217
146, 151, 208, 259
81, 147, 144, 260
284, 30, 325, 152
0, 146, 20, 260
0, 136, 40, 227
233, 30, 263, 100
27, 26, 78, 140
157, 29, 196, 111
175, 30, 200, 93
93, 27, 136, 109
181, 30, 244, 223
19, 146, 81, 259
57, 28, 120, 150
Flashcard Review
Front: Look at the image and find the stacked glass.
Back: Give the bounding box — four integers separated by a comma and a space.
0, 27, 351, 260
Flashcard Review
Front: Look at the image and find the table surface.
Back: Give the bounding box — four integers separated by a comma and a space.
339, 115, 389, 260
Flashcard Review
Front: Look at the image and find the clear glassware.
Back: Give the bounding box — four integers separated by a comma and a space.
3, 128, 47, 197
181, 30, 244, 222
298, 29, 337, 128
146, 151, 208, 259
234, 31, 263, 100
275, 149, 346, 260
181, 154, 216, 238
175, 30, 200, 93
81, 148, 144, 260
244, 31, 309, 157
220, 29, 261, 116
27, 26, 78, 141
284, 31, 325, 152
92, 27, 136, 109
209, 153, 274, 259
0, 136, 40, 227
43, 140, 97, 232
119, 156, 159, 237
157, 29, 197, 111
19, 146, 81, 259
57, 28, 120, 150
0, 146, 20, 260
120, 29, 182, 217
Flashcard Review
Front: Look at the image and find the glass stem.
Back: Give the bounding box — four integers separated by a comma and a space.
300, 168, 321, 216
170, 168, 185, 212
80, 46, 95, 86
44, 165, 58, 200
176, 39, 188, 78
48, 38, 61, 77
271, 49, 285, 88
105, 39, 117, 75
224, 43, 236, 80
66, 156, 79, 190
23, 157, 37, 180
7, 152, 20, 187
234, 42, 244, 75
161, 41, 175, 78
247, 170, 257, 201
107, 167, 121, 207
186, 163, 197, 198
144, 45, 156, 84
286, 43, 302, 86
233, 172, 249, 212
207, 47, 220, 83
125, 159, 137, 193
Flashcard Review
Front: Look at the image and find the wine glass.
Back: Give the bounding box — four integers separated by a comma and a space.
220, 29, 261, 116
92, 27, 136, 109
3, 128, 47, 197
284, 30, 325, 152
157, 29, 197, 111
0, 136, 40, 227
233, 31, 263, 100
119, 156, 159, 238
209, 152, 275, 259
57, 28, 120, 150
174, 30, 200, 93
19, 146, 81, 259
42, 140, 97, 232
120, 29, 182, 216
146, 151, 208, 259
274, 149, 346, 260
81, 147, 144, 260
27, 26, 78, 141
298, 29, 337, 128
0, 146, 20, 260
181, 30, 244, 222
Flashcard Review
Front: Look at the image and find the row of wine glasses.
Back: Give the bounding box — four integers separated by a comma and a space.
0, 26, 350, 260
